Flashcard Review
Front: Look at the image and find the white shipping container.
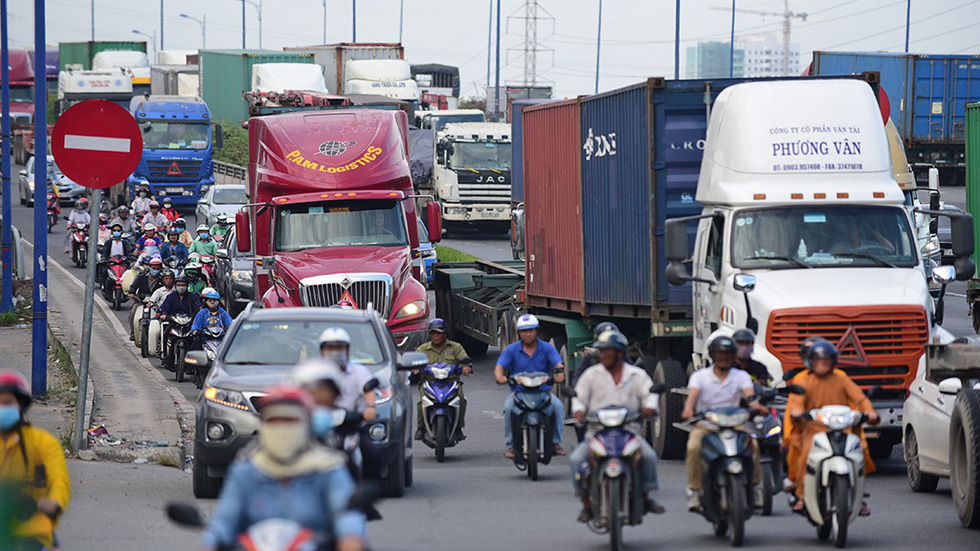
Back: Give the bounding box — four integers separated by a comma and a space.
283, 43, 403, 94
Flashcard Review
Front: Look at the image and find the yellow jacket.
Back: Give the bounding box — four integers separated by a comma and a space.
0, 425, 71, 548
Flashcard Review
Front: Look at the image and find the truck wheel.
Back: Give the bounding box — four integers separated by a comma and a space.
905, 427, 940, 493
950, 389, 980, 528
868, 439, 895, 461
652, 360, 688, 460
192, 443, 223, 499
973, 307, 980, 335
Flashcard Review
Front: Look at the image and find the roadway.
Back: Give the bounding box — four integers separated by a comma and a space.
6, 175, 978, 549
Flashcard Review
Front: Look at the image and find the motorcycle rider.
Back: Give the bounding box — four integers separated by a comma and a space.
173, 218, 194, 247
128, 257, 164, 339
786, 339, 878, 515
159, 276, 202, 369
210, 214, 232, 242
570, 330, 664, 522
63, 197, 91, 254
183, 262, 207, 294
319, 328, 384, 487
148, 270, 176, 310
415, 318, 472, 441
201, 386, 366, 551
141, 200, 169, 230
732, 329, 773, 387
135, 224, 158, 251
191, 287, 233, 338
494, 313, 566, 458
189, 224, 218, 256
571, 321, 620, 443
0, 370, 71, 551
681, 335, 767, 512
100, 223, 134, 283
108, 205, 139, 235
159, 197, 179, 223
160, 228, 188, 263
97, 213, 111, 246
131, 184, 152, 215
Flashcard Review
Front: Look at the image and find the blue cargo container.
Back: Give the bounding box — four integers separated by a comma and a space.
579, 78, 746, 313
510, 99, 553, 203
812, 51, 980, 184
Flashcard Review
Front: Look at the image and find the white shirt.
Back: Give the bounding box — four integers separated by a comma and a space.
572, 362, 658, 434
688, 367, 753, 413
337, 361, 375, 413
142, 212, 169, 229
67, 210, 91, 226
132, 197, 152, 214
149, 286, 174, 308
109, 239, 125, 257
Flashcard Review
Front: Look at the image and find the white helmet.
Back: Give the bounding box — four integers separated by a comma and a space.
318, 327, 351, 348
289, 358, 344, 393
516, 314, 539, 331
143, 223, 156, 232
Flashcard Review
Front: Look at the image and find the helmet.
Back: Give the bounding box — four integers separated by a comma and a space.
201, 287, 220, 300
593, 321, 619, 340
149, 200, 160, 208
161, 269, 175, 279
0, 370, 32, 411
75, 198, 88, 209
595, 330, 628, 352
99, 214, 108, 224
217, 214, 229, 224
707, 335, 737, 356
168, 227, 180, 236
319, 327, 351, 348
138, 184, 149, 192
117, 205, 129, 213
187, 252, 200, 261
196, 224, 209, 233
144, 223, 156, 232
110, 223, 123, 232
516, 314, 539, 331
175, 218, 186, 228
732, 329, 756, 344
256, 386, 313, 414
200, 254, 215, 265
289, 359, 344, 393
799, 336, 822, 360
804, 338, 839, 370
149, 257, 163, 267
175, 275, 189, 284
428, 318, 447, 333
162, 198, 173, 206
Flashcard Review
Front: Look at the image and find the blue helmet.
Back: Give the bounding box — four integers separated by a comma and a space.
201, 287, 220, 300
804, 338, 838, 370
428, 318, 448, 333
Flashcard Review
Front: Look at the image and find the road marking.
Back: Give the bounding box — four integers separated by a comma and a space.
948, 292, 967, 298
483, 410, 504, 420
64, 134, 131, 153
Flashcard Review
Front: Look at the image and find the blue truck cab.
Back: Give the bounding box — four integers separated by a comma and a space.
127, 95, 222, 206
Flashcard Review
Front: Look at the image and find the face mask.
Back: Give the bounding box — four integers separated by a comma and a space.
149, 268, 160, 276
736, 345, 752, 361
112, 232, 122, 238
199, 233, 209, 240
259, 421, 309, 462
176, 286, 187, 295
311, 407, 336, 437
0, 406, 21, 430
139, 192, 147, 198
207, 300, 219, 310
323, 349, 348, 365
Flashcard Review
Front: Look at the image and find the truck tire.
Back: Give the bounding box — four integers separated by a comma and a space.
950, 389, 980, 529
652, 360, 688, 460
461, 334, 489, 358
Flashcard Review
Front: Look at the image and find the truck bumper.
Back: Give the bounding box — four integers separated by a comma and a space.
442, 203, 510, 223
391, 328, 427, 351
866, 400, 904, 440
130, 176, 214, 206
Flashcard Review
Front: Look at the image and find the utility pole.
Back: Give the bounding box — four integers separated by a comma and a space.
323, 0, 327, 43
1, 0, 12, 313
399, 0, 404, 43
486, 0, 492, 87
507, 0, 554, 87
905, 0, 911, 53
32, 0, 48, 397
352, 0, 357, 42
91, 0, 95, 41
674, 0, 680, 79
595, 0, 602, 94
729, 0, 735, 77
711, 0, 806, 76
494, 0, 500, 121
241, 0, 246, 48
160, 0, 164, 52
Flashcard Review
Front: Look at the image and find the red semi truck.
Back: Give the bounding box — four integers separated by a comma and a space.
235, 108, 441, 350
6, 49, 38, 165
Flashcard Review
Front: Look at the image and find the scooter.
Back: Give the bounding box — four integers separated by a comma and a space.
507, 373, 556, 481
200, 254, 216, 282
46, 192, 58, 233
69, 222, 89, 268
164, 254, 185, 278
167, 314, 195, 382
751, 386, 785, 516
195, 325, 226, 389
135, 300, 159, 358
417, 362, 464, 462
102, 254, 130, 310
684, 407, 756, 547
793, 403, 870, 548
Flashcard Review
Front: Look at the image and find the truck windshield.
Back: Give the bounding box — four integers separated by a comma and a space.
222, 319, 386, 372
9, 86, 33, 102
140, 120, 210, 150
449, 142, 512, 171
274, 199, 409, 252
731, 205, 917, 269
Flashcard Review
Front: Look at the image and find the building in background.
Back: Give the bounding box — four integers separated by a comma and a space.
685, 34, 800, 79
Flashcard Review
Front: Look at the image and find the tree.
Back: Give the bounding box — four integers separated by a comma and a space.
213, 121, 248, 167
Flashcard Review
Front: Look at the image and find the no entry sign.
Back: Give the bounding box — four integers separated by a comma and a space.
51, 99, 142, 189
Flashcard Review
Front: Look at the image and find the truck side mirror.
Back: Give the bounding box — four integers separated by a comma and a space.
213, 124, 224, 150
665, 218, 688, 262
235, 211, 251, 253
951, 213, 975, 280
426, 202, 442, 243
733, 274, 756, 292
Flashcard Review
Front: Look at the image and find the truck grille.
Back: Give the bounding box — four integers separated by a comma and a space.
300, 275, 392, 318
147, 160, 202, 183
458, 183, 511, 203
766, 306, 928, 389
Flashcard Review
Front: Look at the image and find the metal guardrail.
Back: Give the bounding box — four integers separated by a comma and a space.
214, 160, 247, 187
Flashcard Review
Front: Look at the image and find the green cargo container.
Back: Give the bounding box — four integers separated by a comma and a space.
59, 41, 147, 70
199, 49, 314, 124
967, 102, 980, 275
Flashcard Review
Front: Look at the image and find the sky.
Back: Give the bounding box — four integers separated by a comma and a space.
3, 0, 980, 98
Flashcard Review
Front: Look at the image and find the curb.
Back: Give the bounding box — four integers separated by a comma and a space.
46, 321, 94, 451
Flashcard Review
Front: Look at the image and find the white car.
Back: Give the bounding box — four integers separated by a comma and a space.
903, 371, 976, 491
195, 184, 247, 227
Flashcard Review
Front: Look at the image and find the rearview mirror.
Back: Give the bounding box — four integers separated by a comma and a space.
787, 384, 806, 395
397, 352, 429, 371
950, 213, 974, 258
363, 378, 381, 393
235, 211, 251, 253
426, 202, 442, 243
665, 218, 688, 262
933, 265, 955, 285
938, 377, 962, 395
733, 273, 756, 293
650, 383, 667, 394
213, 123, 224, 150
182, 351, 208, 367
215, 248, 229, 260
18, 169, 26, 177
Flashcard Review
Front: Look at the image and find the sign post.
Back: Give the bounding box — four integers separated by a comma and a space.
1, 0, 13, 314
31, 0, 47, 398
51, 99, 142, 452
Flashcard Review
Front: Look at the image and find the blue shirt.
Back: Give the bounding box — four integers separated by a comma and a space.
160, 241, 188, 262
202, 457, 365, 548
192, 306, 233, 332
497, 338, 563, 391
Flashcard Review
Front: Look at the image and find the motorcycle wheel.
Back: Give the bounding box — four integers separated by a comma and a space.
140, 321, 149, 358
435, 416, 447, 463
113, 288, 122, 310
526, 429, 539, 481
727, 474, 747, 547
832, 474, 850, 548
79, 252, 87, 269
817, 522, 832, 541
714, 517, 729, 537
760, 463, 774, 516
609, 480, 623, 551
175, 342, 186, 383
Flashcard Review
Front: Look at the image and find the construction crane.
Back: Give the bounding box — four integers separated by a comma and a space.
712, 0, 807, 76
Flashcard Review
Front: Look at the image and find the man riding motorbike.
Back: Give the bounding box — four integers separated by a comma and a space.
131, 184, 152, 216
159, 198, 179, 223
494, 314, 566, 458
183, 262, 207, 294
415, 318, 472, 441
200, 386, 366, 551
191, 287, 233, 339
160, 228, 188, 263
682, 335, 766, 512
570, 330, 664, 522
100, 223, 134, 284
128, 257, 165, 339
0, 371, 71, 551
141, 200, 168, 230
571, 321, 620, 442
108, 205, 138, 235
733, 329, 773, 387
135, 224, 158, 252
173, 218, 194, 247
786, 338, 879, 515
210, 214, 232, 242
148, 270, 176, 309
189, 224, 218, 256
63, 198, 91, 254
159, 276, 202, 369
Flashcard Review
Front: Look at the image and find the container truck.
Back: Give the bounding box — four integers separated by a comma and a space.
126, 95, 221, 206
7, 50, 37, 165
508, 98, 553, 260
343, 59, 420, 105
417, 109, 485, 132
233, 108, 442, 351
411, 64, 460, 110
157, 50, 197, 65
28, 49, 58, 94
284, 43, 404, 95
198, 49, 314, 124
93, 50, 152, 97
430, 122, 511, 231
151, 65, 200, 96
58, 40, 146, 70
811, 51, 980, 186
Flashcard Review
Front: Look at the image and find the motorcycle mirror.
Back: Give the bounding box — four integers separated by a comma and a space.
782, 367, 803, 382
165, 502, 205, 528
362, 378, 380, 393
650, 383, 667, 394
787, 384, 806, 395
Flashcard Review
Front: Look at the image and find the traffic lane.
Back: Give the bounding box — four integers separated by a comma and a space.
441, 228, 513, 262
372, 354, 977, 551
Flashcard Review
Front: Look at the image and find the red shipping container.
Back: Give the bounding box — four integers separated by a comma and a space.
523, 99, 584, 313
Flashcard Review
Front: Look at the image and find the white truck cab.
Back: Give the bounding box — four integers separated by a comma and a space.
418, 109, 486, 132
665, 79, 976, 455
432, 122, 512, 228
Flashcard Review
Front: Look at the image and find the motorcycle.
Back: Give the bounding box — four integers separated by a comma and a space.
684, 407, 756, 547
195, 325, 226, 389
46, 191, 58, 233
417, 362, 464, 462
102, 254, 130, 310
166, 504, 331, 551
793, 402, 870, 548
200, 254, 216, 282
135, 300, 160, 358
69, 222, 89, 268
750, 386, 785, 516
164, 254, 185, 278
167, 314, 195, 382
507, 373, 557, 481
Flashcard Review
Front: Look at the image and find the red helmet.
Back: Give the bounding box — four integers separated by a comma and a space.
257, 386, 313, 414
0, 370, 32, 411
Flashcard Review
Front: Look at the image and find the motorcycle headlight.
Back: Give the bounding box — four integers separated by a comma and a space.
514, 373, 548, 388
393, 300, 426, 321
622, 436, 643, 457
231, 269, 252, 283
368, 423, 388, 442
766, 425, 782, 437
204, 386, 250, 412
429, 366, 453, 380
705, 410, 750, 428
596, 407, 629, 428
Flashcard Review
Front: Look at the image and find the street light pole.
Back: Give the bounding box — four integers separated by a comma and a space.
32, 0, 48, 398
494, 0, 500, 121
352, 0, 357, 42
595, 0, 602, 94
180, 13, 206, 49
323, 0, 327, 44
241, 0, 246, 48
160, 0, 164, 52
905, 0, 911, 53
486, 0, 492, 87
399, 0, 404, 43
674, 0, 680, 79
1, 0, 12, 313
90, 0, 94, 40
132, 30, 157, 65
729, 0, 735, 77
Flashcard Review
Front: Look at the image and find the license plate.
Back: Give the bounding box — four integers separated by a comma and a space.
165, 187, 184, 193
480, 211, 501, 219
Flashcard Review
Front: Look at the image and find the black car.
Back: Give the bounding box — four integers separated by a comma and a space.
214, 227, 254, 316
187, 303, 426, 499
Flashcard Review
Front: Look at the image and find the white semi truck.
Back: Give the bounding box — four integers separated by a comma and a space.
431, 122, 512, 230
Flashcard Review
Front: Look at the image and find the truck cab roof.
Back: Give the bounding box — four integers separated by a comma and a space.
58, 69, 133, 96
439, 122, 511, 141
130, 95, 210, 120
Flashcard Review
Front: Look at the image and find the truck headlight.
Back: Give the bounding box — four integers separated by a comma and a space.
394, 300, 426, 320
232, 270, 252, 283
